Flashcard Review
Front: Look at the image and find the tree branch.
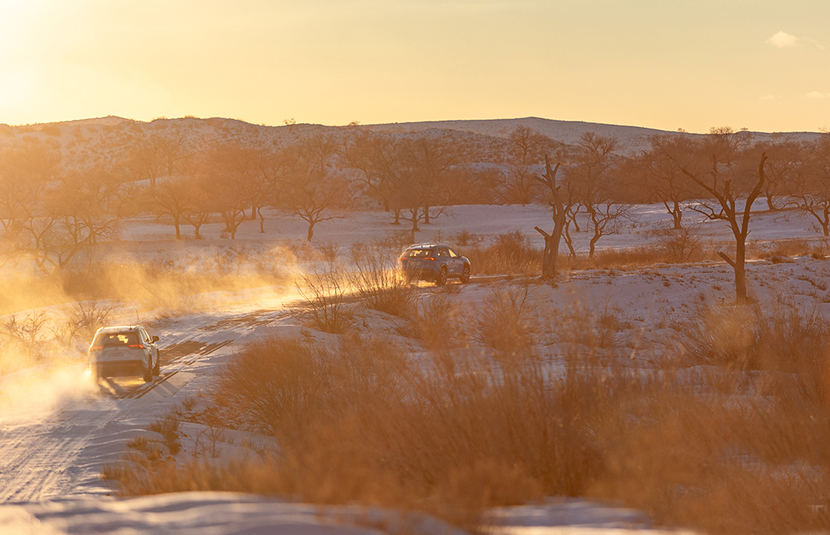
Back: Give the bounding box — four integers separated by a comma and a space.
718, 251, 736, 269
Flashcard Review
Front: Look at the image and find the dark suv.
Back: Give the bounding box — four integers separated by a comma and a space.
398, 244, 471, 285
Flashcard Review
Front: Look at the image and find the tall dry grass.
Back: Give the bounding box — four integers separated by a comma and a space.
103, 291, 830, 534
471, 286, 536, 359
679, 301, 830, 402
748, 238, 829, 261
296, 261, 352, 333
401, 293, 465, 353
348, 241, 415, 317
462, 231, 540, 276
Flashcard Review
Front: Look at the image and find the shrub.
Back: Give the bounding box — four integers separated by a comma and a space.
451, 229, 483, 247
148, 414, 182, 455
551, 300, 628, 350
296, 261, 352, 334
213, 334, 409, 440
654, 225, 704, 262
749, 238, 827, 260
679, 301, 830, 404
348, 241, 414, 317
206, 337, 604, 526
471, 286, 536, 359
402, 293, 464, 352
2, 312, 50, 364
462, 231, 540, 275
55, 300, 113, 350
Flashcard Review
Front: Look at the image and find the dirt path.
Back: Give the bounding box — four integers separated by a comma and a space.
0, 305, 290, 504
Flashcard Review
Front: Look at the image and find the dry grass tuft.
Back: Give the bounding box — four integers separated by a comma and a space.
401, 293, 465, 352
147, 414, 182, 455
212, 334, 409, 439
296, 261, 352, 334
471, 286, 536, 358
348, 241, 415, 317
749, 238, 828, 261
462, 231, 540, 275
552, 300, 629, 350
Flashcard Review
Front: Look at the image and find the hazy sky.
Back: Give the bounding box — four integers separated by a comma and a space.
1, 0, 828, 133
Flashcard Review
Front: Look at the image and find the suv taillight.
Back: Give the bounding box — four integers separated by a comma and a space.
129, 344, 145, 349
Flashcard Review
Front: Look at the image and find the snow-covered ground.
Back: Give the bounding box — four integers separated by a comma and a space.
0, 202, 826, 534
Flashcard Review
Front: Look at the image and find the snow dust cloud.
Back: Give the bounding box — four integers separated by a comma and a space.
0, 243, 305, 423
0, 358, 96, 424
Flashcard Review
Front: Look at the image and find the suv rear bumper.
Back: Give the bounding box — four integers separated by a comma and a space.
400, 266, 439, 281
93, 359, 146, 378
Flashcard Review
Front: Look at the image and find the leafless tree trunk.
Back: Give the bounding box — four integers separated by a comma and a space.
534, 156, 564, 279
680, 151, 767, 303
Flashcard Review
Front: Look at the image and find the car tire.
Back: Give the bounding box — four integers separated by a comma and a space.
143, 358, 153, 383
460, 265, 471, 283
153, 352, 160, 375
435, 267, 448, 286
91, 366, 99, 383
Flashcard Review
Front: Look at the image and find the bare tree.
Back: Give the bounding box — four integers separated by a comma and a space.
343, 132, 406, 223
249, 146, 283, 233
756, 137, 802, 211
389, 136, 458, 242
0, 144, 59, 232
203, 143, 258, 239
277, 136, 354, 242
154, 122, 192, 179
497, 126, 556, 204
640, 135, 699, 230
568, 133, 627, 258
183, 175, 214, 239
56, 166, 124, 245
148, 178, 194, 239
401, 135, 457, 225
534, 155, 566, 279
671, 127, 766, 303
0, 159, 124, 277
795, 134, 830, 236
127, 121, 192, 188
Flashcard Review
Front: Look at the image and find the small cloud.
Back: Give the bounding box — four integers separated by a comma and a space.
766, 31, 825, 49
759, 94, 776, 101
766, 31, 799, 48
806, 91, 827, 98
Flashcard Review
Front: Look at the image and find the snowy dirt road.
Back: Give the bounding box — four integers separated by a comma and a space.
0, 298, 293, 506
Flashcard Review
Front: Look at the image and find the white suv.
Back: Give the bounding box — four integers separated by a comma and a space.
89, 326, 160, 383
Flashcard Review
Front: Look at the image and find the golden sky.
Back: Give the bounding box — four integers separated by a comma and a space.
1, 0, 828, 133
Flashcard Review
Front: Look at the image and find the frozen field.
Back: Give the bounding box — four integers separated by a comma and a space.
0, 202, 826, 534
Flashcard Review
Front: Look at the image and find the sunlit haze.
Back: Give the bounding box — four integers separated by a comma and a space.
1, 0, 829, 132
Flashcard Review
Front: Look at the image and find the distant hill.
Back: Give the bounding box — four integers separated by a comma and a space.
364, 117, 671, 153
364, 117, 822, 154
0, 116, 822, 171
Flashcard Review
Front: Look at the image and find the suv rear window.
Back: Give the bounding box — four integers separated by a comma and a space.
94, 332, 139, 347
404, 248, 433, 258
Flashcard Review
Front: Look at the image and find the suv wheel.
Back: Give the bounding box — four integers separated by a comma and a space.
143, 358, 153, 383
460, 265, 471, 283
153, 352, 160, 375
435, 267, 448, 286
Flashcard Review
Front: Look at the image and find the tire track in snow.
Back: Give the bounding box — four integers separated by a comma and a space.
0, 304, 288, 504
0, 406, 108, 502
